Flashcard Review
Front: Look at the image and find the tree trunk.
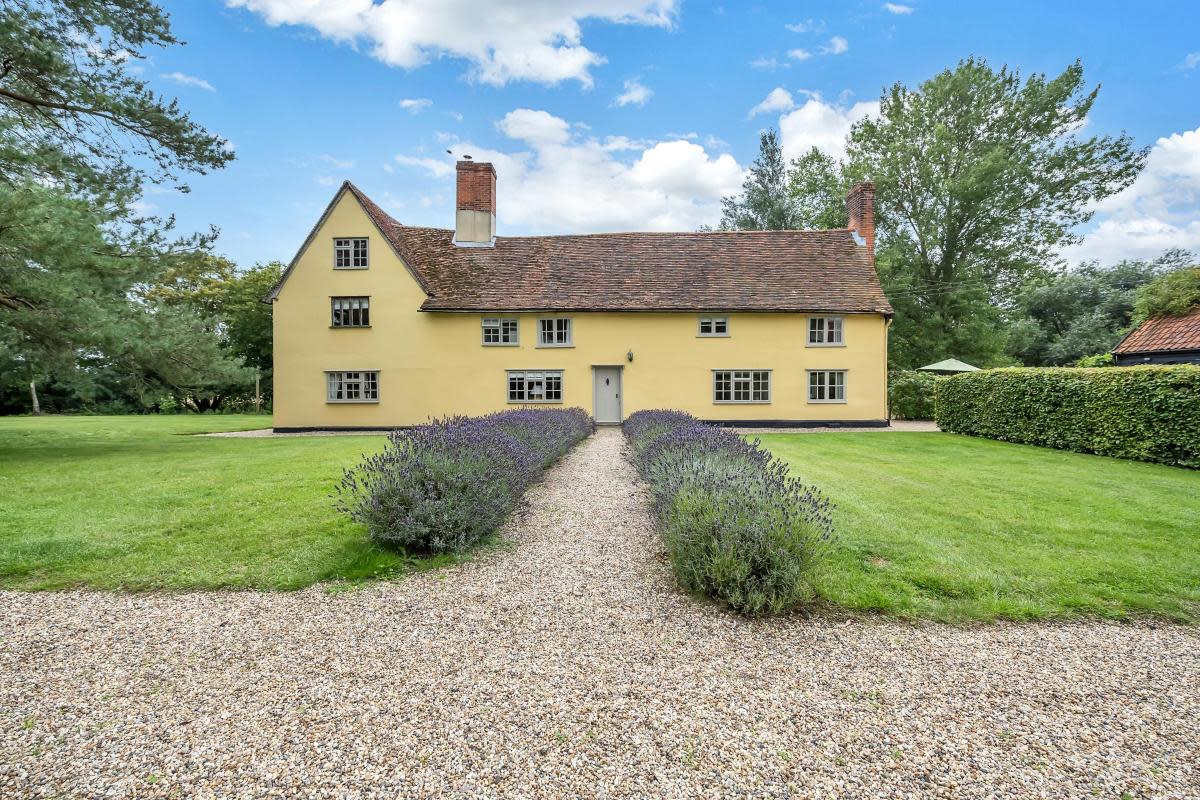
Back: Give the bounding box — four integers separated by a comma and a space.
254, 370, 262, 414
29, 379, 41, 416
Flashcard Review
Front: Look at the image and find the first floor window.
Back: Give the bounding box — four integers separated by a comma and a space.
482, 317, 519, 345
808, 316, 844, 345
699, 316, 729, 336
808, 370, 846, 402
538, 317, 572, 347
327, 371, 379, 402
331, 296, 370, 327
334, 237, 369, 268
507, 370, 563, 403
713, 370, 771, 403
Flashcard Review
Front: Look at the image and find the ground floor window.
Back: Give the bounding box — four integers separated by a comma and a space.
713, 369, 771, 403
808, 370, 846, 402
507, 370, 563, 403
326, 371, 379, 402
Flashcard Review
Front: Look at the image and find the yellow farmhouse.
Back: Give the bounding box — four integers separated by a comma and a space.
268, 161, 893, 431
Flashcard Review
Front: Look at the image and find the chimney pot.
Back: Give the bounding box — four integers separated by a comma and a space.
454, 160, 496, 247
846, 181, 875, 256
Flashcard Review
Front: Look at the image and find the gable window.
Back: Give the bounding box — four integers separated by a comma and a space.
507, 370, 563, 403
808, 316, 844, 346
537, 317, 573, 347
331, 297, 370, 327
334, 237, 369, 269
808, 370, 847, 403
326, 370, 379, 402
699, 316, 729, 337
482, 317, 519, 346
713, 370, 771, 403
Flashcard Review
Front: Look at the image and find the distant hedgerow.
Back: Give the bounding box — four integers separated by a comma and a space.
624, 410, 834, 616
336, 408, 593, 552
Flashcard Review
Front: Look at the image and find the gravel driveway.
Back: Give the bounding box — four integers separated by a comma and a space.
2, 428, 1197, 798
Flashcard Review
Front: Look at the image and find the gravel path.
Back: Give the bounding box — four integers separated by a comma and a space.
2, 428, 1197, 798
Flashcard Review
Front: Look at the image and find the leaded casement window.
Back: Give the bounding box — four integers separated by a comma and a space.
808, 370, 847, 403
698, 316, 729, 337
334, 237, 369, 269
713, 370, 771, 403
537, 317, 573, 347
807, 316, 845, 346
482, 317, 519, 346
326, 371, 379, 402
507, 370, 563, 403
331, 297, 370, 327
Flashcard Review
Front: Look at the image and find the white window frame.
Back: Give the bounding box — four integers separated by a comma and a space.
807, 315, 845, 346
333, 237, 369, 269
326, 370, 379, 403
330, 296, 370, 328
507, 370, 564, 404
712, 369, 771, 404
807, 369, 847, 403
698, 316, 730, 337
536, 317, 573, 348
481, 317, 520, 346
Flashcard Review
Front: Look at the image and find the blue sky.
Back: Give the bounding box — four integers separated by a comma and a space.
145, 0, 1200, 268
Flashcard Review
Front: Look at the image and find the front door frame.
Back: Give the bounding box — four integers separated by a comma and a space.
591, 365, 624, 424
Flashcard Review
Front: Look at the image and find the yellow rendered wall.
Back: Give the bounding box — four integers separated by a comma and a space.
272, 192, 890, 428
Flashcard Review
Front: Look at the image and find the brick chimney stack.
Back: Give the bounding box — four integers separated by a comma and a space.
846, 181, 875, 255
454, 160, 496, 247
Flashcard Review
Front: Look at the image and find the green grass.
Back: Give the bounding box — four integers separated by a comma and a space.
0, 414, 461, 590
760, 431, 1200, 623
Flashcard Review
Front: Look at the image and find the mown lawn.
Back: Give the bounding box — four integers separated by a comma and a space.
761, 431, 1200, 622
0, 415, 452, 591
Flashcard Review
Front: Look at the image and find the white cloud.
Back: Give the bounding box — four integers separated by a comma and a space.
750, 56, 785, 70
161, 71, 215, 91
613, 78, 653, 107
785, 19, 824, 33
777, 94, 879, 162
226, 0, 677, 86
821, 36, 848, 55
394, 154, 456, 177
1181, 52, 1200, 71
883, 3, 914, 14
496, 108, 571, 146
787, 48, 812, 62
1064, 127, 1200, 263
320, 154, 354, 169
395, 108, 744, 232
400, 97, 432, 113
749, 87, 795, 118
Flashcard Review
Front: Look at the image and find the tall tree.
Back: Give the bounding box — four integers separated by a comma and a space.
786, 147, 848, 229
718, 129, 801, 230
846, 58, 1147, 368
1132, 260, 1200, 325
0, 0, 239, 411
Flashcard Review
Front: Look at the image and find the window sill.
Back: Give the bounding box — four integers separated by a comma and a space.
806, 342, 846, 348
507, 400, 564, 404
807, 399, 848, 404
697, 334, 731, 338
483, 342, 521, 347
326, 399, 380, 404
332, 266, 369, 270
713, 401, 772, 405
330, 325, 371, 329
535, 344, 574, 349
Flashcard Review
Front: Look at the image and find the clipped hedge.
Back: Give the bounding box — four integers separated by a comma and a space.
888, 369, 937, 420
934, 366, 1200, 467
624, 410, 834, 615
336, 408, 594, 552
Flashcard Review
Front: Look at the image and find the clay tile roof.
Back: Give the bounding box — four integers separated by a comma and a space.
270, 182, 893, 315
1113, 306, 1200, 354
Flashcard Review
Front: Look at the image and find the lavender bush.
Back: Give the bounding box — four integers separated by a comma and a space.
625, 410, 834, 615
336, 408, 593, 552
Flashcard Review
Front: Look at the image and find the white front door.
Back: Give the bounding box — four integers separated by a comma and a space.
593, 367, 623, 424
